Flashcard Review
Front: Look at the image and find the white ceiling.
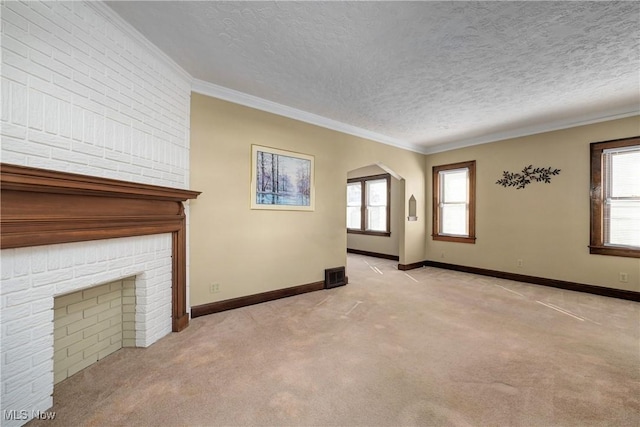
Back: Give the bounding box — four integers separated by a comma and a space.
106, 1, 640, 153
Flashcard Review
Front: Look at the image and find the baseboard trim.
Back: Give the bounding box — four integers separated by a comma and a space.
398, 261, 425, 271
191, 281, 325, 318
347, 248, 400, 261
423, 260, 640, 302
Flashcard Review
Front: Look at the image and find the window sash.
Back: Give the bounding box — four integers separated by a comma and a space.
346, 182, 362, 207
346, 206, 361, 230
366, 179, 387, 207
367, 206, 387, 232
346, 174, 390, 235
604, 200, 640, 247
439, 202, 469, 236
602, 147, 640, 248
440, 169, 468, 203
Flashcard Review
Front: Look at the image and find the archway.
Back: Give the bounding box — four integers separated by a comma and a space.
346, 162, 406, 262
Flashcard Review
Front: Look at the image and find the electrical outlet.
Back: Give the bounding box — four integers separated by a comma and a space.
517, 259, 523, 268
619, 273, 628, 283
209, 283, 220, 293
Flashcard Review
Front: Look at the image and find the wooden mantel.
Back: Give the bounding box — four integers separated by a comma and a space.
1, 163, 201, 332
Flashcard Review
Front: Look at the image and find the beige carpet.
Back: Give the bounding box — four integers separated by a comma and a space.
30, 254, 640, 426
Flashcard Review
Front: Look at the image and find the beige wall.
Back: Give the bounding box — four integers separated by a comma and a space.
347, 164, 403, 257
425, 116, 640, 292
189, 93, 426, 306
190, 92, 636, 302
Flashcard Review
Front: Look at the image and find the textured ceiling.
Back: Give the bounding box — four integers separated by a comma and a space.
106, 1, 640, 153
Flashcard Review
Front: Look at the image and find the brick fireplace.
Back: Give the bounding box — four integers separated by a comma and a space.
0, 164, 199, 425
1, 1, 197, 425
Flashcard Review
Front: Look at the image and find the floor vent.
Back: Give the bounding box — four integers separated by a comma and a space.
325, 267, 347, 289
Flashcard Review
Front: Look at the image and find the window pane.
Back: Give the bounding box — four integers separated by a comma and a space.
441, 203, 467, 236
441, 169, 468, 203
610, 150, 640, 198
347, 206, 361, 229
606, 200, 640, 247
604, 147, 640, 248
347, 183, 361, 206
347, 176, 389, 233
366, 179, 387, 206
367, 206, 386, 231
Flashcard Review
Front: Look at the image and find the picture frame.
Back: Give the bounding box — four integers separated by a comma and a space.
250, 145, 315, 211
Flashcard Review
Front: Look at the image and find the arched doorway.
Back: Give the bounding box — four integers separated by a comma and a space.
346, 163, 405, 261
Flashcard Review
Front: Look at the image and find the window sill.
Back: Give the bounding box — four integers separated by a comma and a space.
589, 245, 640, 258
347, 229, 391, 237
432, 234, 476, 244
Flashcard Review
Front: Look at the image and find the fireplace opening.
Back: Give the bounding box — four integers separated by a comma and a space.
1, 164, 200, 422
53, 277, 136, 384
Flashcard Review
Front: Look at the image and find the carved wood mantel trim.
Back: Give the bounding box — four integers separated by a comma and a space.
1, 163, 201, 332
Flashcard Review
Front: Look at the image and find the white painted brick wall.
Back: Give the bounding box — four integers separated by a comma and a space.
1, 234, 172, 426
0, 1, 192, 188
0, 2, 193, 426
122, 278, 136, 347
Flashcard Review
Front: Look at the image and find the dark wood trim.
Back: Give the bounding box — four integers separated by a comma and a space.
347, 173, 391, 235
423, 260, 640, 302
385, 172, 391, 234
590, 139, 604, 251
431, 234, 477, 244
589, 136, 640, 258
1, 164, 200, 249
347, 248, 399, 261
347, 229, 391, 237
432, 160, 476, 244
191, 281, 325, 318
0, 163, 201, 332
398, 261, 425, 271
347, 173, 390, 183
1, 163, 200, 200
172, 212, 189, 332
589, 245, 640, 259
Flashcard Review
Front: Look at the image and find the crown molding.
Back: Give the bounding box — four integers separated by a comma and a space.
192, 80, 640, 156
191, 79, 425, 154
422, 106, 640, 154
88, 2, 192, 84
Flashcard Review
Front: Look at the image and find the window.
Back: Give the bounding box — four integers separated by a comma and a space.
347, 174, 390, 236
432, 160, 476, 243
590, 136, 640, 258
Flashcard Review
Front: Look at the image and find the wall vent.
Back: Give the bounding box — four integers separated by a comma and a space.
325, 267, 347, 289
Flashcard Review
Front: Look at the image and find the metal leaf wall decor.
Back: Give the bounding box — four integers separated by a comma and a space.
496, 165, 561, 189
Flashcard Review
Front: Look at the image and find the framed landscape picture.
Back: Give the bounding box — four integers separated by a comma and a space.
250, 145, 315, 211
